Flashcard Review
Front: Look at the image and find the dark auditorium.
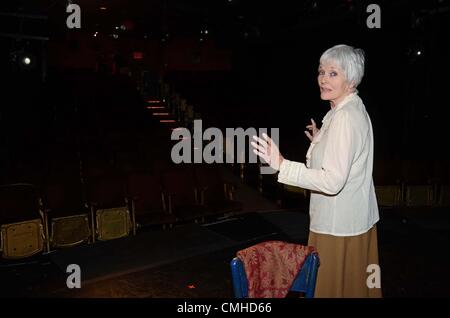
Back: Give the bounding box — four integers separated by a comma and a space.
1, 0, 450, 299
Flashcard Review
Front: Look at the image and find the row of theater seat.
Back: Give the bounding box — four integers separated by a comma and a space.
375, 183, 450, 207
0, 72, 198, 260
1, 74, 237, 260
252, 158, 450, 209
277, 175, 450, 208
373, 159, 450, 207
0, 165, 243, 260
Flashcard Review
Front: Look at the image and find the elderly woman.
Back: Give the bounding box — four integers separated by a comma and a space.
251, 44, 381, 298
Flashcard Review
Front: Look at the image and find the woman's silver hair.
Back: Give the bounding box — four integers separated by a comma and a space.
320, 44, 365, 88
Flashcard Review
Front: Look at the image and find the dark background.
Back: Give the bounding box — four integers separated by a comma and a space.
1, 0, 449, 176
1, 0, 450, 299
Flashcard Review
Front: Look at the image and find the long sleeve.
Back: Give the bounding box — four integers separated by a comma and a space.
278, 110, 355, 195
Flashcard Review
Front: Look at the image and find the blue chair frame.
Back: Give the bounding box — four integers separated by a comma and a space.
230, 251, 319, 298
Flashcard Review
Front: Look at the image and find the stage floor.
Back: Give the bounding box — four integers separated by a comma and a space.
1, 207, 450, 298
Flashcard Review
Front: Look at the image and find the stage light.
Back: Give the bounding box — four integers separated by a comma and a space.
22, 56, 31, 65
10, 48, 37, 71
406, 47, 424, 63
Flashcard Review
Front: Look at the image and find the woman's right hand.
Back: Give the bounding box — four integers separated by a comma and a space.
304, 118, 319, 142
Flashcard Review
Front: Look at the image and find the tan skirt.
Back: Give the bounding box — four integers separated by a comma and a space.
308, 225, 382, 298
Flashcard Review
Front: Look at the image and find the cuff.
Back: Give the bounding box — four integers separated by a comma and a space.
278, 159, 291, 180
277, 159, 305, 187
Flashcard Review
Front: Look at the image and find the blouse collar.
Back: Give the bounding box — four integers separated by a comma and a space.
332, 92, 358, 112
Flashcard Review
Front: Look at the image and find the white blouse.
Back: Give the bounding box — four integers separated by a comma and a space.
278, 93, 379, 236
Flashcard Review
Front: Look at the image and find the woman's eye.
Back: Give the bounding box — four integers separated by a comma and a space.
330, 71, 337, 77
318, 70, 325, 75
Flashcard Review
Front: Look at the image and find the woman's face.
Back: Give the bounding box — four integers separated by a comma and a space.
317, 61, 353, 107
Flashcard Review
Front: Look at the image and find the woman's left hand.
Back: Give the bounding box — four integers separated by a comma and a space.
251, 133, 284, 171
305, 118, 319, 142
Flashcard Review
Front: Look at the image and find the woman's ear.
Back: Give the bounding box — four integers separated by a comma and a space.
348, 81, 356, 91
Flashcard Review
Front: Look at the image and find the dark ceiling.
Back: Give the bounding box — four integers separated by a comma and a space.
1, 0, 449, 49
2, 0, 449, 42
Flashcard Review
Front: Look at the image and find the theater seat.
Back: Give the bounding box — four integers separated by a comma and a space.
0, 184, 46, 259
